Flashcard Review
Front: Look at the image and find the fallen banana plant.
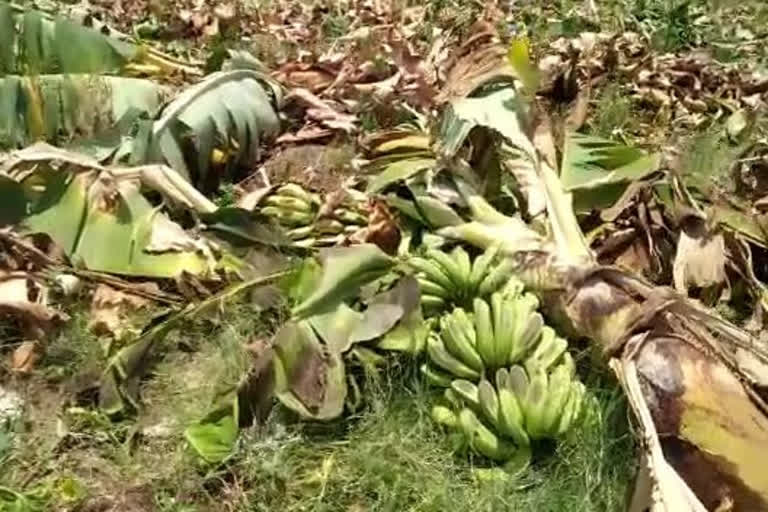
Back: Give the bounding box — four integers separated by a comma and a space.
0, 74, 169, 150
432, 50, 768, 508
0, 143, 218, 277
140, 69, 282, 188
0, 1, 198, 76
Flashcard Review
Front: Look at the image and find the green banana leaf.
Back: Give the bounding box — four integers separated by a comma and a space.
273, 321, 347, 420
146, 70, 282, 186
0, 1, 136, 75
561, 132, 660, 211
291, 244, 395, 319
0, 74, 167, 150
19, 171, 212, 277
184, 400, 240, 464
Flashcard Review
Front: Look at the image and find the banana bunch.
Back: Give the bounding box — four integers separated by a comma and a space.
423, 291, 567, 381
430, 363, 585, 461
260, 183, 320, 228
410, 245, 516, 312
259, 184, 370, 248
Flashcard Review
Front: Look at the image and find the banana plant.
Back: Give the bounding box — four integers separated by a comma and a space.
432, 47, 768, 510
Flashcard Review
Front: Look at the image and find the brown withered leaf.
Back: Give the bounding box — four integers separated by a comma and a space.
88, 284, 154, 338
274, 63, 335, 93
11, 341, 40, 373
673, 216, 727, 293
285, 88, 357, 133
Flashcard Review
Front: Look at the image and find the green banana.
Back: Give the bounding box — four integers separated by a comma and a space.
264, 195, 313, 213
511, 311, 543, 363
286, 225, 315, 240
291, 237, 317, 248
468, 245, 499, 294
478, 258, 515, 296
498, 386, 530, 447
334, 208, 368, 225
478, 379, 501, 430
525, 329, 567, 374
440, 314, 484, 372
427, 249, 468, 289
421, 295, 447, 310
523, 369, 549, 439
490, 293, 509, 368
432, 405, 458, 428
444, 388, 463, 409
277, 183, 317, 204
421, 363, 453, 387
473, 298, 496, 369
452, 247, 472, 285
495, 367, 510, 391
451, 379, 481, 410
561, 382, 586, 435
418, 277, 450, 298
427, 336, 481, 380
409, 257, 454, 290
314, 219, 345, 234
261, 206, 314, 226
452, 308, 478, 347
540, 364, 573, 435
507, 365, 529, 398
459, 408, 516, 461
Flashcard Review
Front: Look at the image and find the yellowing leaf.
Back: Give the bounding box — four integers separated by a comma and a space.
507, 37, 539, 94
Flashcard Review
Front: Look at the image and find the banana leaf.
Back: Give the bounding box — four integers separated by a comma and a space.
438, 72, 768, 509
0, 1, 136, 75
561, 132, 661, 212
0, 74, 167, 150
145, 70, 282, 187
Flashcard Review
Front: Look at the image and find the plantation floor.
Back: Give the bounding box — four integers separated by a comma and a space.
3, 0, 768, 510
2, 304, 635, 511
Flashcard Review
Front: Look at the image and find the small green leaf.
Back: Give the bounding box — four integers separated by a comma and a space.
292, 244, 394, 319
185, 400, 239, 463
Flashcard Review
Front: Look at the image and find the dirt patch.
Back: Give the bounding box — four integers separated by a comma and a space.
257, 143, 357, 192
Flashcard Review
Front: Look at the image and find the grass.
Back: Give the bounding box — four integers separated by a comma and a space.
1, 299, 636, 511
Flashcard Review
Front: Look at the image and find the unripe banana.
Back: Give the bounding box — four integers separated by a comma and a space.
421, 363, 453, 387
468, 245, 499, 294
540, 364, 572, 435
418, 277, 450, 298
291, 237, 317, 248
478, 259, 515, 296
427, 249, 467, 289
421, 295, 447, 310
452, 308, 477, 347
314, 219, 345, 234
440, 315, 483, 372
261, 206, 314, 226
498, 386, 530, 447
409, 257, 453, 290
523, 369, 549, 440
459, 408, 516, 461
286, 225, 315, 240
427, 336, 481, 380
451, 379, 481, 410
507, 365, 529, 398
277, 183, 316, 204
264, 195, 313, 213
452, 247, 472, 286
525, 329, 567, 374
334, 208, 368, 225
432, 405, 458, 427
511, 311, 544, 363
556, 381, 585, 436
478, 379, 501, 430
490, 293, 508, 368
473, 298, 495, 368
